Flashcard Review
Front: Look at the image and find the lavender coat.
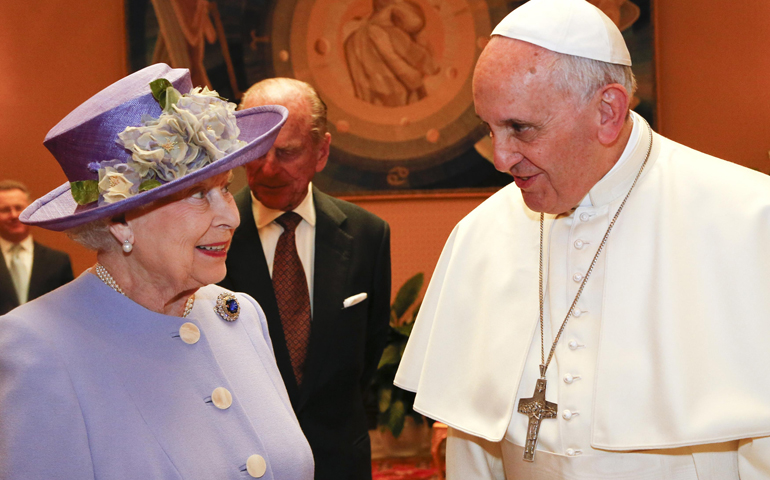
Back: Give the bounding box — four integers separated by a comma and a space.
0, 273, 314, 479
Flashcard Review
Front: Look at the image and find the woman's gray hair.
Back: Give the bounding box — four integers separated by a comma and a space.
66, 218, 118, 252
549, 52, 637, 105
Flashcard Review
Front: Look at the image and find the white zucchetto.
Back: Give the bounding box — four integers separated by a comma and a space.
491, 0, 632, 66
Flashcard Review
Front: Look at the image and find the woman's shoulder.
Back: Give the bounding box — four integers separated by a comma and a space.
0, 274, 92, 337
193, 284, 268, 331
194, 284, 262, 314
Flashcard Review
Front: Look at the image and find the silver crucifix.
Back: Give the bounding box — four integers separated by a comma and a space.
517, 378, 557, 462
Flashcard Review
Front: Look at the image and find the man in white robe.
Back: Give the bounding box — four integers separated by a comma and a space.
394, 0, 770, 478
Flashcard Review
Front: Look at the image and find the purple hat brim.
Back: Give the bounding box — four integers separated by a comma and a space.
21, 105, 288, 232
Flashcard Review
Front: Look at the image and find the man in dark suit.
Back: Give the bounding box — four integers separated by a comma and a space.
221, 79, 391, 480
0, 180, 74, 315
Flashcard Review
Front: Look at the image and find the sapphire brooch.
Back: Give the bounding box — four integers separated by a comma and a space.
215, 292, 240, 322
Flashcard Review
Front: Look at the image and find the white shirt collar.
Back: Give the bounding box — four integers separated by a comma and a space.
0, 235, 33, 256
251, 182, 316, 230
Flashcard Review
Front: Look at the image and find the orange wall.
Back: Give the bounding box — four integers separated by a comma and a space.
0, 0, 127, 275
655, 0, 770, 173
1, 0, 768, 296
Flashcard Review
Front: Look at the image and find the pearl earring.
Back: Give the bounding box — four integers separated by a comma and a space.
122, 240, 133, 253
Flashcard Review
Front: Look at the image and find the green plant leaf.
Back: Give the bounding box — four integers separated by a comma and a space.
389, 310, 398, 327
391, 273, 424, 320
394, 322, 414, 337
378, 387, 392, 413
378, 344, 400, 369
139, 179, 162, 192
149, 79, 172, 108
388, 400, 406, 438
70, 180, 99, 205
411, 302, 421, 323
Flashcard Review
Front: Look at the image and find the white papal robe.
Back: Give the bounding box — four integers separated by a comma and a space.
394, 112, 770, 479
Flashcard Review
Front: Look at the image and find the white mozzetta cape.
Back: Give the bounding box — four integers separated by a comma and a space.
395, 126, 770, 449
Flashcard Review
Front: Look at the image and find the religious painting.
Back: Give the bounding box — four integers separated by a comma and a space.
127, 0, 656, 196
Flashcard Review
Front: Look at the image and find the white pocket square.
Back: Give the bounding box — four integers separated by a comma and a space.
342, 293, 367, 309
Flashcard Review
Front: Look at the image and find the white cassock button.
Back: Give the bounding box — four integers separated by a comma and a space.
211, 387, 233, 410
568, 340, 579, 350
572, 308, 582, 317
572, 273, 583, 282
579, 212, 590, 222
562, 409, 579, 420
179, 322, 200, 344
574, 239, 584, 249
566, 448, 576, 456
563, 373, 580, 384
246, 454, 267, 478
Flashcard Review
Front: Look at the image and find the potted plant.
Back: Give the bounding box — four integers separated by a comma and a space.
369, 273, 432, 458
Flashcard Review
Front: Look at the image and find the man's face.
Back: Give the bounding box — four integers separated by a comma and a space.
0, 189, 30, 243
473, 37, 605, 214
243, 96, 329, 211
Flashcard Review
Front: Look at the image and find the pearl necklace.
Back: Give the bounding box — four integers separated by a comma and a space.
94, 263, 195, 318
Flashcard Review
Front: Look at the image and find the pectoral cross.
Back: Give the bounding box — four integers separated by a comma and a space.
517, 377, 557, 462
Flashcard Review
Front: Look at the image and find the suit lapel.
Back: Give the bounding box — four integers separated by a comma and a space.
28, 242, 48, 300
226, 189, 301, 404
297, 189, 353, 410
0, 250, 19, 313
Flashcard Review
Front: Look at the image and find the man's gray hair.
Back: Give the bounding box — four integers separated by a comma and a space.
549, 52, 637, 105
0, 180, 30, 198
240, 78, 328, 144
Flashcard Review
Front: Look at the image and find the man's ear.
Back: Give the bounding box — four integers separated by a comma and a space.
315, 132, 331, 173
596, 84, 630, 146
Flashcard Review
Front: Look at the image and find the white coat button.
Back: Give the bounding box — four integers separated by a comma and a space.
563, 373, 580, 384
574, 239, 584, 249
246, 454, 267, 477
211, 387, 233, 410
572, 273, 583, 282
566, 448, 576, 456
179, 322, 200, 344
579, 212, 590, 222
568, 340, 579, 350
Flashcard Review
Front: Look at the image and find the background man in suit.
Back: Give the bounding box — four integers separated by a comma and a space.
221, 78, 391, 480
0, 180, 74, 315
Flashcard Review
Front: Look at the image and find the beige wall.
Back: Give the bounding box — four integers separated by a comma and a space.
1, 0, 768, 296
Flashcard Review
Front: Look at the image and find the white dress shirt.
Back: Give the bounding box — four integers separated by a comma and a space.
251, 183, 316, 315
0, 235, 33, 304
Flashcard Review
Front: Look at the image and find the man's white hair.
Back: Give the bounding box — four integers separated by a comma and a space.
549, 51, 637, 104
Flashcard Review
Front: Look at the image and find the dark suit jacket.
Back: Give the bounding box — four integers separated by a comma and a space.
221, 186, 391, 480
0, 241, 74, 315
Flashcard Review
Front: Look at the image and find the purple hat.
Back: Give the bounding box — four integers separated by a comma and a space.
21, 63, 287, 231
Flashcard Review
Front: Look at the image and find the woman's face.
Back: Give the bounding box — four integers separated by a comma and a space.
126, 173, 239, 293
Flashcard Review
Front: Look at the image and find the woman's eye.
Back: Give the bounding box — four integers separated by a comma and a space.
191, 190, 206, 199
221, 185, 231, 194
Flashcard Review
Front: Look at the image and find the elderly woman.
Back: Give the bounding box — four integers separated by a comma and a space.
0, 64, 314, 479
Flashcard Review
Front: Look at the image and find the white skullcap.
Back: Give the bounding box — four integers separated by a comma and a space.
491, 0, 632, 66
